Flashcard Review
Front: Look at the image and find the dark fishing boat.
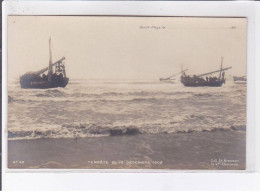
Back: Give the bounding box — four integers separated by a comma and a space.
181, 57, 232, 87
233, 76, 247, 83
20, 38, 69, 89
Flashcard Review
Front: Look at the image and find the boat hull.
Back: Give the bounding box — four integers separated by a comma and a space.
181, 76, 224, 87
181, 82, 224, 87
20, 76, 69, 89
233, 76, 247, 82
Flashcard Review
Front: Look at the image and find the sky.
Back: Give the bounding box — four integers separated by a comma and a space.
8, 16, 247, 80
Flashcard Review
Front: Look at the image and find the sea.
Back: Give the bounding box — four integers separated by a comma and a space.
8, 78, 246, 140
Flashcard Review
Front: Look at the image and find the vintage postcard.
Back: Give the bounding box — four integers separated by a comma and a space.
7, 16, 247, 169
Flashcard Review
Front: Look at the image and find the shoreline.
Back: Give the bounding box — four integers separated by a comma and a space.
8, 130, 245, 170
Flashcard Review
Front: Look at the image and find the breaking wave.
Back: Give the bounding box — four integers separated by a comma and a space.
8, 90, 194, 103
8, 123, 246, 140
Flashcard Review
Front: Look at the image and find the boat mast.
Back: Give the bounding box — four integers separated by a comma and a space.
181, 64, 186, 77
219, 57, 223, 80
48, 37, 53, 81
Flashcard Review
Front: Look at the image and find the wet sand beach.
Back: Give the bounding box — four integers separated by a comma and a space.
8, 130, 245, 170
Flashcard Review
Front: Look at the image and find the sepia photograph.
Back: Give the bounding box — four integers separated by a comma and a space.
7, 16, 247, 170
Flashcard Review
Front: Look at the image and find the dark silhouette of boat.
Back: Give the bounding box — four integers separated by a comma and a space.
233, 76, 247, 83
180, 57, 232, 87
20, 38, 69, 89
